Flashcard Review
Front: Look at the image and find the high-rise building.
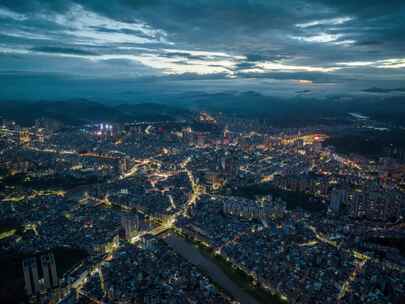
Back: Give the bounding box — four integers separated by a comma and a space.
41, 253, 58, 289
23, 257, 40, 296
222, 152, 239, 178
23, 253, 59, 297
19, 129, 31, 146
118, 157, 128, 176
350, 191, 400, 222
329, 189, 347, 214
140, 234, 157, 251
351, 191, 366, 218
121, 214, 140, 240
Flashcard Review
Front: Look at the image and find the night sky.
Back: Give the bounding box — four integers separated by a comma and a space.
1, 0, 404, 101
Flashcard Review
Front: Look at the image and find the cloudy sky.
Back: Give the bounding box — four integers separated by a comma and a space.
1, 0, 404, 102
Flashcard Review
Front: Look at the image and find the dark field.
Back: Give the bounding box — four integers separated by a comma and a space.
324, 129, 405, 160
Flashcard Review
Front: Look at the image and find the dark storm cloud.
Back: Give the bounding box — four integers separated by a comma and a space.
1, 1, 403, 49
159, 52, 216, 61
296, 90, 311, 94
245, 54, 291, 62
314, 1, 405, 51
31, 46, 97, 56
88, 26, 157, 39
235, 62, 258, 71
0, 0, 404, 101
235, 53, 293, 71
363, 87, 405, 94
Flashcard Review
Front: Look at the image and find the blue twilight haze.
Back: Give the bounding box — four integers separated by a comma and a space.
0, 0, 404, 101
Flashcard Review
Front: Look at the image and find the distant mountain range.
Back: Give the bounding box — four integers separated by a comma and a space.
177, 91, 405, 127
0, 100, 193, 126
1, 92, 404, 127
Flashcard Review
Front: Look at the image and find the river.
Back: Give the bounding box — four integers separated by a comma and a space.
160, 232, 260, 304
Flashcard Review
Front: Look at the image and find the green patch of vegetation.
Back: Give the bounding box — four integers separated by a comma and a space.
324, 129, 405, 160
53, 247, 89, 275
0, 174, 104, 192
207, 250, 287, 304
0, 228, 16, 240
227, 183, 326, 213
0, 220, 22, 240
367, 237, 405, 258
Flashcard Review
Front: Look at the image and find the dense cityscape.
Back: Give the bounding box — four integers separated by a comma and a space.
0, 111, 404, 304
1, 0, 405, 303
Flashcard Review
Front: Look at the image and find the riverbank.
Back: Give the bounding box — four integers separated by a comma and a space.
161, 231, 287, 304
